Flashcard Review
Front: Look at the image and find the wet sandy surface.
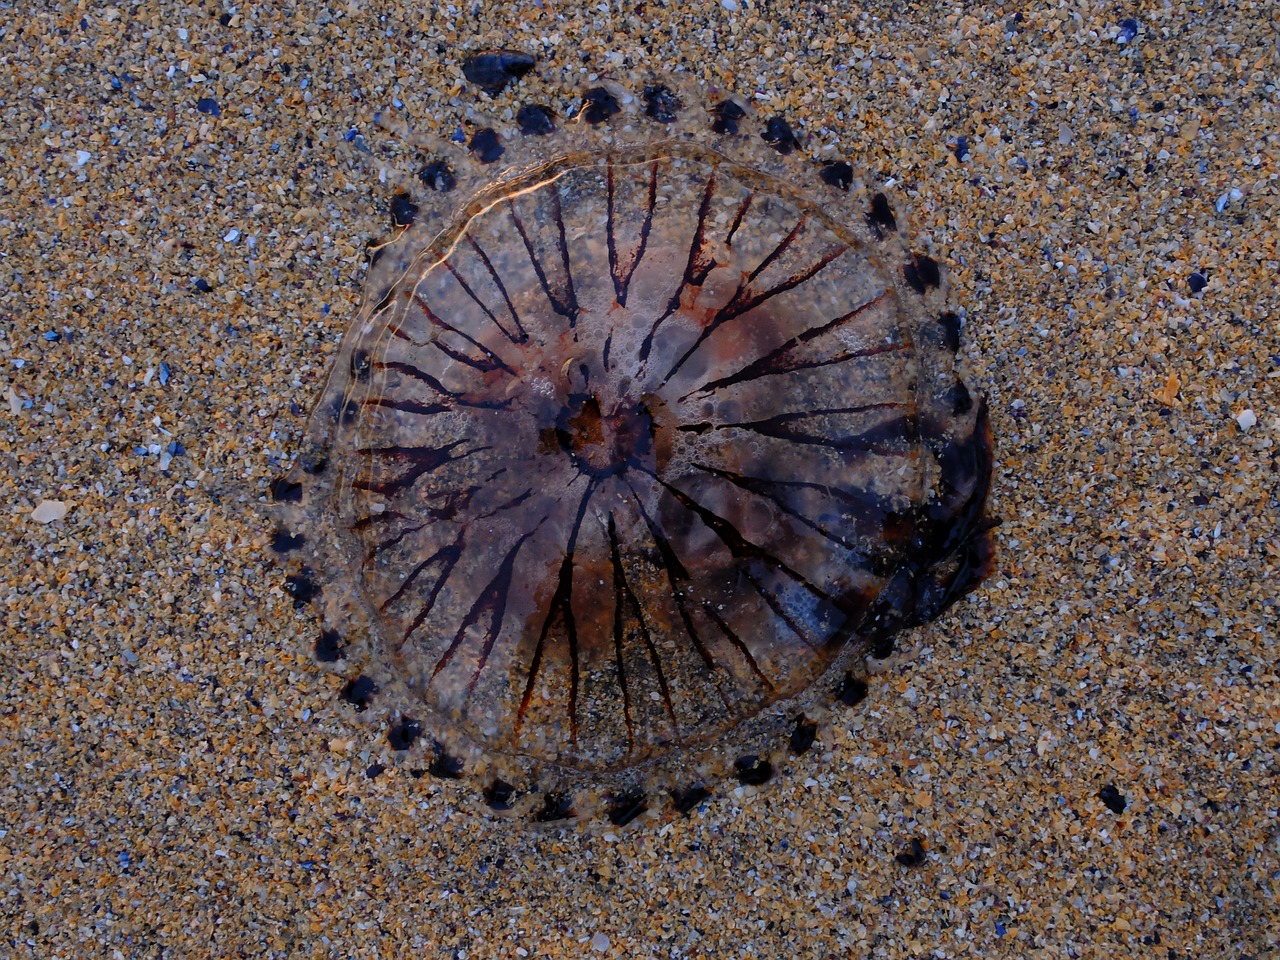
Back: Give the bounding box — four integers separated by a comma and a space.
1, 2, 1276, 957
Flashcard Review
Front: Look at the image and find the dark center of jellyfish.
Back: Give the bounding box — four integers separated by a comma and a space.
555, 392, 658, 478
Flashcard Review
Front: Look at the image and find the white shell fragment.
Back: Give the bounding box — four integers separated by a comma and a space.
31, 500, 70, 523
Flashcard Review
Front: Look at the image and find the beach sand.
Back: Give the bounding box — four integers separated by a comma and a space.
1, 1, 1276, 957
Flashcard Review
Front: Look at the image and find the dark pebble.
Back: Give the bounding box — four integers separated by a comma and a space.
835, 673, 869, 707
390, 193, 418, 228
417, 160, 456, 193
193, 277, 212, 293
428, 743, 464, 779
643, 84, 682, 124
365, 763, 386, 779
388, 717, 422, 751
1099, 783, 1127, 814
314, 628, 345, 662
462, 49, 536, 96
1116, 18, 1139, 44
819, 161, 853, 191
790, 715, 818, 754
606, 790, 649, 827
283, 572, 319, 606
937, 311, 963, 353
711, 99, 746, 135
895, 837, 926, 867
867, 192, 898, 236
469, 128, 503, 164
870, 630, 895, 660
762, 116, 800, 154
196, 97, 221, 117
339, 675, 378, 711
299, 452, 328, 475
734, 755, 773, 785
904, 252, 942, 293
579, 87, 620, 125
270, 528, 305, 553
516, 103, 555, 136
268, 476, 302, 502
948, 380, 974, 415
484, 779, 517, 810
1188, 272, 1207, 293
671, 782, 711, 814
534, 792, 575, 822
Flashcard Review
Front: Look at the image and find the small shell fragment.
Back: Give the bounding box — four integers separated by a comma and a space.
32, 500, 69, 523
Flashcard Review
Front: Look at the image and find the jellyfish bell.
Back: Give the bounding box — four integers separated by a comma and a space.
268, 64, 994, 825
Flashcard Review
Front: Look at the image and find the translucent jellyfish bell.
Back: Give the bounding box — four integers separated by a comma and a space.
269, 71, 994, 826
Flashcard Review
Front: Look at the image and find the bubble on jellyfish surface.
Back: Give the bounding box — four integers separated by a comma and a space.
268, 56, 995, 827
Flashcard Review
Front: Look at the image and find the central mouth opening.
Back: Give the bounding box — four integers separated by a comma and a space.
556, 392, 656, 478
